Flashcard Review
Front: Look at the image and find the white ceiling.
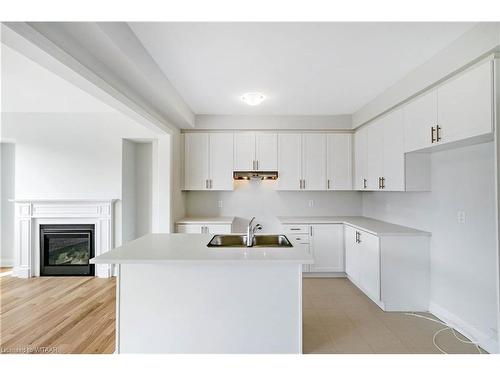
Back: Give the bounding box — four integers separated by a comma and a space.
130, 22, 474, 116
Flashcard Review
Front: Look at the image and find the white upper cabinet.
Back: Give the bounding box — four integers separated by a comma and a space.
302, 133, 327, 190
404, 60, 494, 152
381, 109, 405, 191
277, 133, 302, 190
437, 61, 493, 145
184, 133, 209, 190
366, 120, 384, 190
234, 132, 277, 171
326, 134, 352, 190
255, 133, 278, 170
184, 132, 233, 191
234, 132, 255, 171
403, 90, 438, 153
209, 133, 234, 190
354, 127, 368, 190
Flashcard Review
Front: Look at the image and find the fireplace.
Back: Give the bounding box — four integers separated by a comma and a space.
40, 224, 95, 276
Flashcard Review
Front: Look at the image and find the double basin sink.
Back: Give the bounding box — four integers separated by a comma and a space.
207, 234, 293, 248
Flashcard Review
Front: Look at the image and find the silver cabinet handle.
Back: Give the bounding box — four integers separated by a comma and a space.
431, 126, 436, 143
256, 160, 259, 170
253, 160, 256, 170
436, 125, 442, 142
205, 179, 208, 189
209, 179, 213, 189
303, 179, 306, 190
310, 226, 313, 236
363, 178, 367, 189
299, 179, 302, 189
327, 179, 330, 190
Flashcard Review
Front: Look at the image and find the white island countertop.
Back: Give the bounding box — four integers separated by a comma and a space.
278, 216, 431, 237
91, 233, 313, 265
176, 216, 235, 224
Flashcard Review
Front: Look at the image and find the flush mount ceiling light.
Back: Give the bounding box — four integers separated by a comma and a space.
241, 92, 266, 106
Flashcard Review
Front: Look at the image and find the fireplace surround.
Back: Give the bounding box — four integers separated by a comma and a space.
13, 199, 116, 278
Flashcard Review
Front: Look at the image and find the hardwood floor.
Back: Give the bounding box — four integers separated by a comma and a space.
1, 275, 115, 354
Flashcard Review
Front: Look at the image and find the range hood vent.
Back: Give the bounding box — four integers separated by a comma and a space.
233, 171, 278, 180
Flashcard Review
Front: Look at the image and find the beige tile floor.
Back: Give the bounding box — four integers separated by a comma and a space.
302, 278, 487, 354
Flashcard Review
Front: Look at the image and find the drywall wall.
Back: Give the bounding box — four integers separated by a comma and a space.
0, 143, 15, 266
122, 140, 137, 242
363, 142, 498, 352
185, 181, 362, 232
135, 142, 153, 237
353, 23, 500, 127
1, 112, 173, 243
195, 115, 352, 130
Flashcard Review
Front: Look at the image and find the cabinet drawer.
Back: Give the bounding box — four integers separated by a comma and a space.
289, 234, 310, 244
282, 224, 309, 234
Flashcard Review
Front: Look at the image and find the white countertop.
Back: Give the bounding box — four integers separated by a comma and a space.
278, 216, 431, 237
91, 233, 313, 265
176, 216, 235, 225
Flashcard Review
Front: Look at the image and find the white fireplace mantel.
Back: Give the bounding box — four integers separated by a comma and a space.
13, 199, 117, 278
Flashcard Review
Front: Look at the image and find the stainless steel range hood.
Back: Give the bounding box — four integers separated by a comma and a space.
233, 171, 279, 180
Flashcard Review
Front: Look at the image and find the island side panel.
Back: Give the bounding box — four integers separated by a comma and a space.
118, 263, 302, 353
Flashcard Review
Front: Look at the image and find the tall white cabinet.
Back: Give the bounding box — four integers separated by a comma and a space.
184, 132, 234, 190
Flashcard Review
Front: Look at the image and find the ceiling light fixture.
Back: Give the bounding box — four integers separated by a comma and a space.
241, 92, 265, 106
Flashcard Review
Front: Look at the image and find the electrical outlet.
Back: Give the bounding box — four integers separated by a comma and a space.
457, 210, 466, 224
308, 200, 314, 208
218, 200, 223, 208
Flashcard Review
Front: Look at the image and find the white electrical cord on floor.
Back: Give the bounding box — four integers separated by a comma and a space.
404, 312, 483, 354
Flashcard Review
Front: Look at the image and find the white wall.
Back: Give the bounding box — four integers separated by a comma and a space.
0, 143, 15, 266
122, 140, 137, 242
135, 142, 153, 237
185, 181, 362, 232
1, 112, 173, 245
195, 114, 352, 130
363, 142, 498, 351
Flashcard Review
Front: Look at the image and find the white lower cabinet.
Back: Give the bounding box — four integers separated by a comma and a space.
284, 224, 344, 274
176, 223, 232, 234
344, 225, 429, 311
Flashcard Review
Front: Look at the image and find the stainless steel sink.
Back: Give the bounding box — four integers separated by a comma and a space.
207, 234, 293, 248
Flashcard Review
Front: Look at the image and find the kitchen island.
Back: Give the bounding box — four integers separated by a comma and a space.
91, 233, 313, 354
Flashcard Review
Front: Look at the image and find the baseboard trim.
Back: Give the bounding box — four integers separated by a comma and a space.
0, 259, 14, 267
303, 272, 346, 278
429, 301, 498, 354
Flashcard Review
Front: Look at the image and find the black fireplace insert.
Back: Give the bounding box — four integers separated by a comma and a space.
40, 224, 95, 276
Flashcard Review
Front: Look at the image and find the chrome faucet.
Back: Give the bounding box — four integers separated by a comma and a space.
246, 217, 262, 247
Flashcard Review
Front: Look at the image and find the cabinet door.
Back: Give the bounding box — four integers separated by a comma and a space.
438, 61, 493, 145
234, 132, 255, 171
354, 127, 368, 190
206, 224, 232, 234
255, 133, 277, 170
209, 133, 234, 191
381, 109, 405, 191
309, 224, 344, 272
302, 133, 327, 190
327, 134, 352, 190
184, 133, 209, 190
366, 121, 384, 190
176, 224, 203, 233
359, 231, 380, 302
277, 133, 302, 190
403, 90, 437, 152
344, 226, 359, 282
